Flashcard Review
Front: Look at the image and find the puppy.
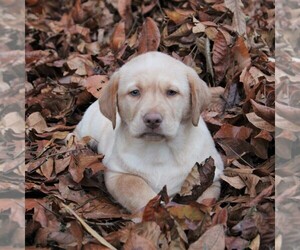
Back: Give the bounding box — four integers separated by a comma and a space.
74, 52, 223, 212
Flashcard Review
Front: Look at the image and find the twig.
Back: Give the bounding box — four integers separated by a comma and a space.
61, 203, 117, 250
221, 142, 254, 168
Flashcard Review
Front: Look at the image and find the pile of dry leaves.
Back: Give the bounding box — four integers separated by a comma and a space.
25, 0, 275, 249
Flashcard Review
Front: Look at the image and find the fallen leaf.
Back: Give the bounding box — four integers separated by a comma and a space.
214, 124, 252, 140
225, 0, 246, 35
212, 30, 230, 83
216, 138, 254, 158
192, 17, 206, 34
231, 217, 258, 240
61, 203, 117, 250
40, 157, 53, 179
26, 112, 48, 133
250, 99, 275, 126
168, 204, 205, 221
138, 17, 160, 54
84, 75, 109, 98
1, 112, 24, 133
189, 224, 225, 250
246, 112, 275, 132
233, 36, 251, 72
173, 157, 215, 204
117, 0, 133, 30
164, 8, 193, 24
212, 207, 228, 226
225, 236, 249, 250
220, 175, 246, 189
111, 21, 126, 52
67, 55, 94, 76
276, 101, 300, 126
249, 234, 260, 250
123, 232, 157, 250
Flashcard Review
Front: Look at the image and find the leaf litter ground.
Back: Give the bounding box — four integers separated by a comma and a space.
25, 0, 275, 249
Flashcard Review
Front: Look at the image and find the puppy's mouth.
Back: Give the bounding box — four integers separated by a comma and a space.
138, 132, 166, 141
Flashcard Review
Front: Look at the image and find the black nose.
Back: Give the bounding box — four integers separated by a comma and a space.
143, 113, 162, 129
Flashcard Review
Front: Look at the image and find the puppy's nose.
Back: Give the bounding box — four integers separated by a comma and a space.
143, 113, 162, 129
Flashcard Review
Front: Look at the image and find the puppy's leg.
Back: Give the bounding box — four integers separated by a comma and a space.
196, 181, 221, 204
105, 172, 157, 212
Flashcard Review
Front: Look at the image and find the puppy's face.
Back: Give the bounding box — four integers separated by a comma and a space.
118, 69, 190, 140
99, 52, 211, 141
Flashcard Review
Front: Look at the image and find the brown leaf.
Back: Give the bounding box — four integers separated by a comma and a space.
276, 101, 300, 126
216, 138, 254, 158
254, 130, 272, 141
223, 82, 241, 108
55, 156, 71, 174
249, 234, 260, 250
233, 36, 251, 72
214, 124, 252, 140
2, 111, 24, 133
231, 217, 258, 240
111, 21, 126, 52
246, 112, 275, 132
58, 175, 88, 203
205, 26, 219, 41
164, 8, 194, 24
212, 30, 230, 83
221, 175, 246, 189
179, 164, 201, 196
173, 157, 215, 204
168, 204, 205, 221
141, 0, 158, 14
138, 17, 160, 54
250, 99, 275, 126
32, 203, 49, 228
40, 157, 53, 179
212, 207, 228, 226
66, 54, 94, 76
251, 138, 269, 159
69, 24, 91, 42
81, 197, 124, 220
69, 154, 105, 183
117, 0, 133, 30
48, 231, 77, 248
189, 224, 225, 250
224, 0, 246, 35
142, 188, 169, 222
26, 112, 48, 133
123, 232, 157, 250
245, 185, 274, 207
192, 17, 206, 34
84, 75, 109, 98
167, 23, 192, 39
225, 236, 250, 250
78, 154, 106, 174
239, 173, 260, 197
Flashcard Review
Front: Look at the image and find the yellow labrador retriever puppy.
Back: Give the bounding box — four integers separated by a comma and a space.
75, 52, 223, 212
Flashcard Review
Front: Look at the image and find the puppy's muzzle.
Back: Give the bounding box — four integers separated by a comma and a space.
143, 113, 162, 129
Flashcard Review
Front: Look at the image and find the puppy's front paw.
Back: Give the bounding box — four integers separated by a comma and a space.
105, 172, 157, 213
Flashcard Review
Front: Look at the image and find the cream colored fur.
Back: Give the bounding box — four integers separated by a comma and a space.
74, 52, 224, 212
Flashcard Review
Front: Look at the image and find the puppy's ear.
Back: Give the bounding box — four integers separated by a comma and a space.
187, 68, 211, 126
99, 72, 119, 129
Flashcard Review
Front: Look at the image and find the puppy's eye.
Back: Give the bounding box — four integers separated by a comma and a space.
166, 90, 178, 96
129, 89, 140, 97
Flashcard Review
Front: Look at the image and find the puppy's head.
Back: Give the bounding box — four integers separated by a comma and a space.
99, 52, 211, 140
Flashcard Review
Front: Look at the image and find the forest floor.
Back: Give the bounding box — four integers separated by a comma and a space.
23, 0, 276, 249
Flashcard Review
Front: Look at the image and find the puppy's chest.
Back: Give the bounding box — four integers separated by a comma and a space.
117, 149, 195, 195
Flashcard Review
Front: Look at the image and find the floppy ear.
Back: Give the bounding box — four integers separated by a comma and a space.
98, 72, 119, 129
187, 68, 211, 127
